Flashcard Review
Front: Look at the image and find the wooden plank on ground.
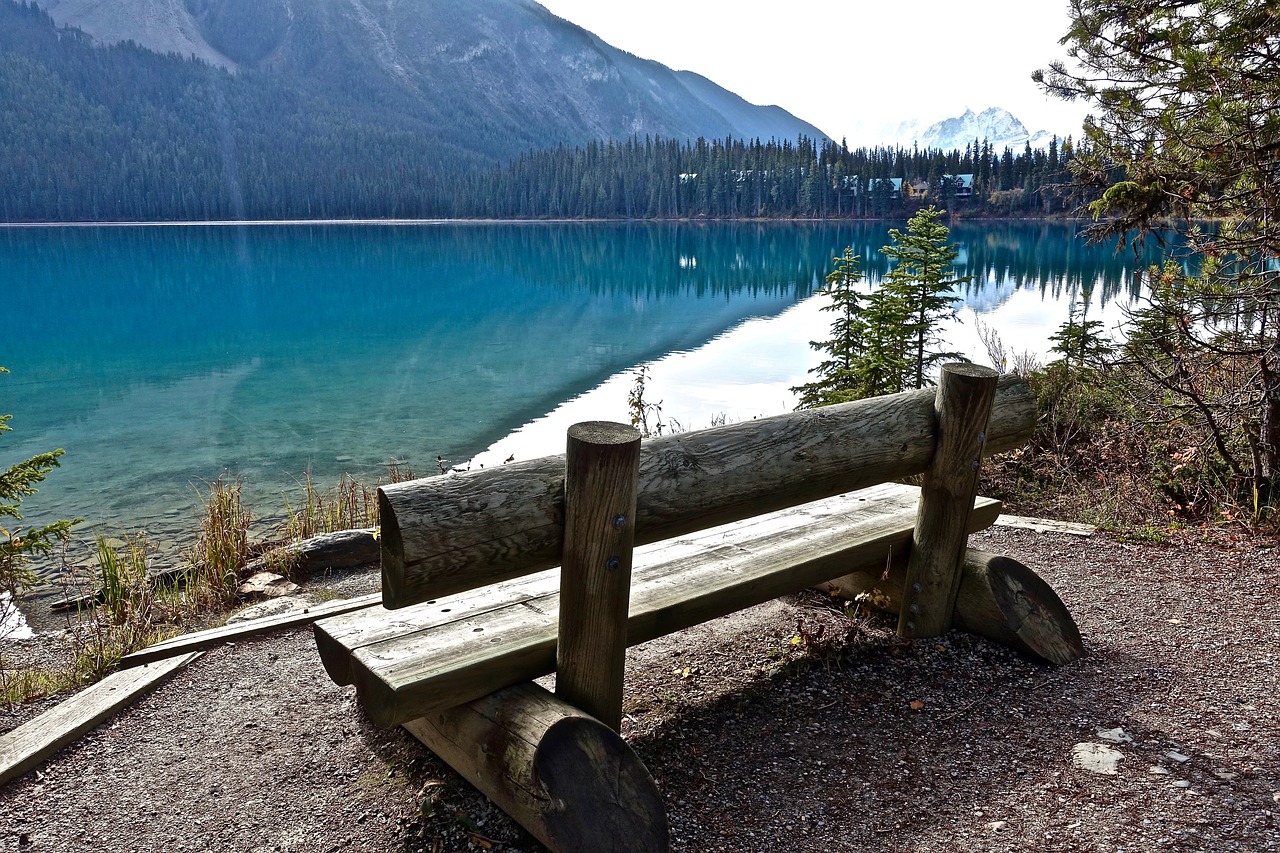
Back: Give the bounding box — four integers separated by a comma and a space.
320, 484, 1002, 728
994, 515, 1096, 537
0, 652, 201, 786
121, 593, 381, 668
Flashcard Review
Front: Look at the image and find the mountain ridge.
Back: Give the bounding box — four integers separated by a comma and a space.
28, 0, 830, 158
850, 106, 1066, 151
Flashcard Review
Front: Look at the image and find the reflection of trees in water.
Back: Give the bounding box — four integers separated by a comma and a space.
4, 220, 1173, 311
432, 221, 1173, 307
442, 222, 830, 300
9, 221, 1170, 411
844, 222, 1170, 309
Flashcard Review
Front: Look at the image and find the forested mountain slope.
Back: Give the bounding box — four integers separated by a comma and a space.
27, 0, 827, 161
3, 0, 827, 221
0, 1, 466, 220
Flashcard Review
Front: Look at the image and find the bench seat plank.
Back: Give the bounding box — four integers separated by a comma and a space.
315, 483, 1001, 728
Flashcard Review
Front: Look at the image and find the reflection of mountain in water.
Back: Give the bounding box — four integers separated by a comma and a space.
2, 223, 818, 535
959, 275, 1020, 314
4, 220, 1166, 540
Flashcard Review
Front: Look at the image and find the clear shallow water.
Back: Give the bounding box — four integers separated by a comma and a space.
3, 220, 1162, 565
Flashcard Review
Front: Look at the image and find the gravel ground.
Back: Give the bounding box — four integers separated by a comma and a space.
1, 524, 1277, 852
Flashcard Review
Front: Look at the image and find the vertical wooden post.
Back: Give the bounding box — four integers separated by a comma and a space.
899, 363, 999, 638
556, 421, 642, 732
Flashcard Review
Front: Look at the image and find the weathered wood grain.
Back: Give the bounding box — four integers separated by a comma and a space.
555, 422, 641, 732
122, 593, 381, 668
0, 652, 202, 786
379, 373, 1035, 608
242, 528, 379, 577
314, 573, 559, 686
952, 551, 1084, 665
995, 515, 1097, 537
900, 363, 999, 638
402, 681, 668, 852
322, 484, 1003, 728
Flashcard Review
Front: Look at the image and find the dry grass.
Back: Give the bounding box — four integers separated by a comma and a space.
981, 363, 1278, 540
282, 462, 416, 542
186, 479, 252, 609
4, 464, 421, 708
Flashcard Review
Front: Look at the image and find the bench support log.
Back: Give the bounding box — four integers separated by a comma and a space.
401, 682, 668, 853
899, 363, 998, 638
825, 549, 1083, 665
557, 422, 641, 732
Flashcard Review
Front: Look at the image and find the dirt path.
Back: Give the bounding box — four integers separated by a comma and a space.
2, 526, 1278, 852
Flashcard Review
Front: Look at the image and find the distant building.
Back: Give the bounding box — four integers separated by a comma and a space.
942, 173, 975, 198
868, 177, 902, 199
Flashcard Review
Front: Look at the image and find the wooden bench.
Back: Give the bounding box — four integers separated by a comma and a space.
314, 365, 1081, 852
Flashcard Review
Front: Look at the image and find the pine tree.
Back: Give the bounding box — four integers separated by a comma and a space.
794, 247, 916, 407
792, 248, 867, 408
854, 283, 914, 396
1037, 0, 1280, 498
1, 367, 79, 597
880, 206, 969, 388
1047, 293, 1113, 371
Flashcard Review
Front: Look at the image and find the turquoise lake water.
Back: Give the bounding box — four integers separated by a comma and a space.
2, 220, 1162, 565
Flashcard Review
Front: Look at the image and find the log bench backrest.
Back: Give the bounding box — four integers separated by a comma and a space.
378, 371, 1035, 609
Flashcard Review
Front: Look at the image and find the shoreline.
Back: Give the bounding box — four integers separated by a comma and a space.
0, 214, 1089, 229
15, 269, 1127, 594
19, 298, 827, 592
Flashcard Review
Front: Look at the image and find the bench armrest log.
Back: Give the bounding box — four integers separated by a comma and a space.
380, 373, 1035, 608
556, 422, 641, 732
900, 363, 998, 637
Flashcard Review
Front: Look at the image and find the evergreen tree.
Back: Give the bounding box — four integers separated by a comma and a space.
1048, 293, 1114, 372
792, 248, 867, 407
1, 367, 79, 598
847, 279, 913, 397
794, 245, 918, 407
1037, 0, 1280, 499
879, 206, 969, 388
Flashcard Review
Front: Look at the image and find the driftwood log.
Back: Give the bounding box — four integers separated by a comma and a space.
823, 549, 1083, 665
242, 528, 379, 577
402, 681, 667, 853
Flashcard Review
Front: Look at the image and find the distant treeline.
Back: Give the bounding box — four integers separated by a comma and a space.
1, 0, 1077, 223
455, 136, 1077, 220
0, 0, 479, 223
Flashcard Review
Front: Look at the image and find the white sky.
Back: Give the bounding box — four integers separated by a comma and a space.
536, 0, 1090, 146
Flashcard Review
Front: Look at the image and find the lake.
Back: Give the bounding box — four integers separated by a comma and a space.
2, 220, 1160, 567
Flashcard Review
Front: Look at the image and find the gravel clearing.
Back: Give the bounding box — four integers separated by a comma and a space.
2, 525, 1277, 852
